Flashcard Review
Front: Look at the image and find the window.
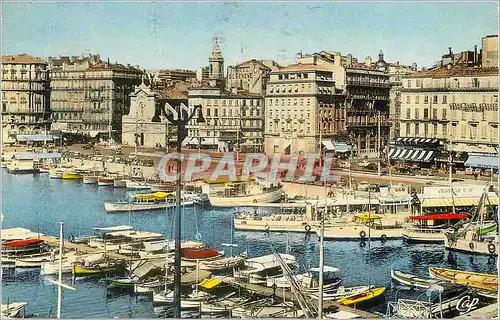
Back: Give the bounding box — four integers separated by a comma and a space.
433, 123, 438, 137
303, 73, 308, 79
406, 96, 411, 104
424, 96, 429, 103
415, 96, 420, 104
442, 95, 447, 104
460, 123, 466, 138
206, 108, 211, 116
406, 108, 410, 119
424, 123, 428, 137
473, 78, 479, 88
423, 108, 429, 119
493, 95, 498, 103
407, 80, 411, 87
442, 109, 447, 119
2, 102, 6, 113
214, 109, 218, 117
415, 109, 419, 119
433, 95, 438, 103
432, 108, 437, 119
415, 123, 419, 135
443, 123, 447, 136
416, 79, 422, 87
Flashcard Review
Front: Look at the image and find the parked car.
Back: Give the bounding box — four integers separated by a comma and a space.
465, 167, 474, 175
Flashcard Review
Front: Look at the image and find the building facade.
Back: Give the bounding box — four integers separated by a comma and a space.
481, 35, 498, 68
187, 87, 264, 152
49, 54, 142, 141
399, 65, 498, 155
157, 69, 196, 85
122, 79, 185, 149
2, 54, 50, 142
263, 64, 343, 154
226, 59, 280, 95
208, 40, 225, 88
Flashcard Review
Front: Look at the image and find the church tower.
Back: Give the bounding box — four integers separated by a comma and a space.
209, 38, 225, 87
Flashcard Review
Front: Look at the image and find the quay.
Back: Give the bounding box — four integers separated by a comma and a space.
456, 302, 498, 318
218, 276, 380, 318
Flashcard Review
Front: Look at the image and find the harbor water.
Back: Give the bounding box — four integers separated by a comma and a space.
1, 169, 498, 318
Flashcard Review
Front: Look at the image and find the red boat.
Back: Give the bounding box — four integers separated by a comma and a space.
98, 177, 114, 186
181, 248, 223, 261
409, 213, 469, 221
39, 165, 51, 173
3, 238, 44, 247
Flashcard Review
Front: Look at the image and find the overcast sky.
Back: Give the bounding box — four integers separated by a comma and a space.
2, 1, 498, 70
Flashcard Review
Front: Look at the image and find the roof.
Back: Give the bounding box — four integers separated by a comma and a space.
87, 61, 142, 73
465, 154, 499, 169
2, 54, 46, 65
277, 63, 331, 72
234, 59, 272, 70
407, 65, 498, 78
156, 81, 190, 100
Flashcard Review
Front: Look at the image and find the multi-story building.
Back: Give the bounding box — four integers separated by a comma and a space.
399, 65, 498, 156
226, 59, 281, 95
264, 64, 342, 154
1, 54, 50, 142
49, 54, 142, 141
157, 69, 196, 85
481, 35, 499, 68
296, 51, 391, 154
187, 87, 264, 152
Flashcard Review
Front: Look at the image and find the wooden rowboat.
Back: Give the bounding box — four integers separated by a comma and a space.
72, 261, 125, 277
62, 171, 83, 180
337, 287, 386, 306
391, 269, 447, 289
428, 266, 498, 292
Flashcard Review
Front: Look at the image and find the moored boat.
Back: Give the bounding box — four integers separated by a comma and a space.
199, 256, 245, 271
181, 248, 224, 261
125, 180, 151, 190
72, 260, 125, 277
83, 175, 99, 184
62, 170, 83, 180
428, 267, 498, 292
49, 168, 65, 179
104, 191, 195, 213
391, 269, 447, 289
98, 176, 114, 186
310, 285, 374, 300
113, 179, 127, 188
1, 302, 28, 318
403, 213, 469, 244
337, 287, 386, 307
39, 165, 51, 173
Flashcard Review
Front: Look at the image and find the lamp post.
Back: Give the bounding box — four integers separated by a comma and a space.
168, 104, 205, 318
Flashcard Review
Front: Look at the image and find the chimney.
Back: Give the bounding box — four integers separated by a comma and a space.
474, 45, 478, 64
448, 47, 452, 55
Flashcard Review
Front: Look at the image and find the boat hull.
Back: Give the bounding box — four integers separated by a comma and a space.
83, 176, 99, 184
104, 200, 194, 213
321, 226, 404, 241
429, 267, 498, 292
208, 187, 284, 207
98, 177, 114, 186
62, 172, 83, 180
402, 228, 445, 244
72, 263, 125, 277
444, 236, 498, 256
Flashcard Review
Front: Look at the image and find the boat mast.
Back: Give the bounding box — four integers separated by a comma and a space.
57, 222, 63, 319
317, 155, 327, 319
164, 240, 169, 294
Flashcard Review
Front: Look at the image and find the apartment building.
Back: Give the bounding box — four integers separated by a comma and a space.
49, 54, 142, 141
226, 59, 281, 95
187, 87, 264, 152
2, 54, 50, 142
263, 64, 344, 154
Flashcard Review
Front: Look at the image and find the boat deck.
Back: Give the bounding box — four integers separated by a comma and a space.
217, 276, 380, 318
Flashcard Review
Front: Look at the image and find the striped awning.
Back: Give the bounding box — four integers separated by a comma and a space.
389, 148, 436, 162
421, 197, 499, 208
395, 137, 441, 146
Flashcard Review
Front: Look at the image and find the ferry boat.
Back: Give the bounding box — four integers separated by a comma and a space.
104, 191, 196, 213
62, 170, 83, 180
202, 177, 284, 207
402, 213, 469, 243
98, 176, 114, 186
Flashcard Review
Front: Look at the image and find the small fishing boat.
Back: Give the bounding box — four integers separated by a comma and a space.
266, 266, 342, 292
49, 168, 65, 179
391, 269, 447, 289
62, 170, 83, 180
104, 191, 195, 213
1, 302, 28, 318
142, 240, 204, 253
428, 267, 498, 292
107, 277, 137, 289
98, 176, 114, 186
181, 248, 224, 261
83, 175, 99, 184
39, 165, 51, 173
150, 182, 175, 192
310, 285, 374, 300
2, 238, 46, 254
235, 253, 297, 284
199, 256, 245, 271
134, 279, 164, 294
72, 260, 125, 277
337, 287, 386, 306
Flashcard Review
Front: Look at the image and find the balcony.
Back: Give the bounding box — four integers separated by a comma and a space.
347, 80, 391, 88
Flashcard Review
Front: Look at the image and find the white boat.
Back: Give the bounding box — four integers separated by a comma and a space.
1, 302, 28, 318
49, 168, 65, 179
125, 180, 151, 189
83, 175, 99, 184
310, 285, 374, 300
104, 191, 196, 213
98, 176, 115, 186
199, 256, 245, 271
202, 178, 285, 207
113, 179, 127, 188
235, 253, 296, 284
153, 290, 174, 304
134, 279, 163, 294
266, 266, 341, 292
402, 213, 469, 244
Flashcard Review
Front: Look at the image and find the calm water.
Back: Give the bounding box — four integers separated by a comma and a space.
1, 169, 497, 318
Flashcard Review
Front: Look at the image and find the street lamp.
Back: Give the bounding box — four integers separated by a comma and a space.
168, 104, 205, 318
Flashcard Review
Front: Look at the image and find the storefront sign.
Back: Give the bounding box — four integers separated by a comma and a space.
449, 103, 498, 112
423, 185, 486, 198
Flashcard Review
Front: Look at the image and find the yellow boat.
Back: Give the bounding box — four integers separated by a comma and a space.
337, 287, 386, 306
72, 261, 125, 277
132, 191, 175, 200
429, 267, 498, 292
62, 171, 83, 180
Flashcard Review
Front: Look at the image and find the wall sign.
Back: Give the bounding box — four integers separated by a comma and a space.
449, 103, 498, 112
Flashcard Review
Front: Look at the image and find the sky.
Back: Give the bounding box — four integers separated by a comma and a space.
1, 1, 498, 70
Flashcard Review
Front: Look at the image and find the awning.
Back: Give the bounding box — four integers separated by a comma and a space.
421, 197, 499, 207
321, 140, 335, 151
89, 131, 100, 138
93, 225, 133, 232
198, 278, 222, 289
333, 143, 352, 153
11, 152, 62, 160
16, 134, 54, 142
465, 154, 498, 169
389, 148, 436, 162
202, 138, 219, 146
410, 213, 469, 220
